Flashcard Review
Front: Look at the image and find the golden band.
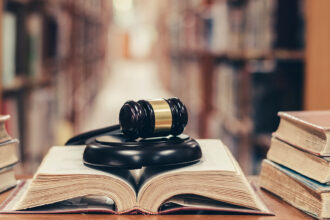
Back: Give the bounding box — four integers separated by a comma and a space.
149, 99, 172, 133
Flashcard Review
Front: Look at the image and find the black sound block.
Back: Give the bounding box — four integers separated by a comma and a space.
83, 131, 202, 169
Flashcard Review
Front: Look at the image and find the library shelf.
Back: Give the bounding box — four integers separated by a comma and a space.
171, 50, 305, 62
0, 0, 111, 174
2, 76, 52, 95
158, 0, 305, 174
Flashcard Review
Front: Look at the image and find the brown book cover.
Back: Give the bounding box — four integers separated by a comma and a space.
273, 111, 330, 156
267, 137, 330, 184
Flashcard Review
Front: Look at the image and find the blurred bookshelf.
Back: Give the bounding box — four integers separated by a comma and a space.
0, 0, 111, 174
157, 0, 305, 174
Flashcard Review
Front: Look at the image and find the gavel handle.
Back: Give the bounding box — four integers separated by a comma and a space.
65, 124, 121, 145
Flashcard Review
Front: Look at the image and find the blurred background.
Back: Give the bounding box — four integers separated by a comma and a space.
0, 0, 328, 175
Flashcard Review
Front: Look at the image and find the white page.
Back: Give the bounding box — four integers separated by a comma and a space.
138, 139, 237, 189
192, 139, 236, 172
36, 146, 134, 185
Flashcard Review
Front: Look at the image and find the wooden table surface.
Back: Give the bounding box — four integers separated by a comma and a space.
0, 176, 313, 220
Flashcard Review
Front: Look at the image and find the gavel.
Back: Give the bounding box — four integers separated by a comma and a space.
119, 97, 188, 139
66, 97, 201, 169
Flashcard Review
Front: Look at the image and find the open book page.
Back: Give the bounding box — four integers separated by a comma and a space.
13, 146, 138, 211
164, 194, 255, 210
138, 139, 237, 189
36, 146, 136, 189
1, 180, 115, 214
136, 139, 269, 213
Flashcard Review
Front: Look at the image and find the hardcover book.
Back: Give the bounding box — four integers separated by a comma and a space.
0, 139, 19, 169
260, 159, 330, 219
2, 11, 16, 87
267, 137, 330, 184
274, 111, 330, 156
0, 140, 271, 215
0, 166, 16, 194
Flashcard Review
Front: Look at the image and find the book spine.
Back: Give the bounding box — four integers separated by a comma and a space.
259, 160, 321, 218
26, 13, 43, 78
267, 137, 330, 183
2, 11, 17, 86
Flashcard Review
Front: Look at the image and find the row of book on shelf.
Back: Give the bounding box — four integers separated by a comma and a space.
260, 111, 330, 219
0, 116, 19, 194
2, 88, 56, 174
165, 0, 305, 174
168, 0, 304, 53
1, 0, 66, 165
1, 0, 110, 175
2, 7, 45, 87
171, 57, 303, 154
2, 0, 107, 87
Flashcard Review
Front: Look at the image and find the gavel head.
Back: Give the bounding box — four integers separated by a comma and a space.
119, 97, 188, 139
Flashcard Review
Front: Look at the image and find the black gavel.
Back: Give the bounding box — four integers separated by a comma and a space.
119, 97, 188, 139
65, 97, 201, 169
65, 97, 188, 145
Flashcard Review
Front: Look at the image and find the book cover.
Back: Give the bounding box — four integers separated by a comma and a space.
274, 111, 330, 156
267, 137, 330, 184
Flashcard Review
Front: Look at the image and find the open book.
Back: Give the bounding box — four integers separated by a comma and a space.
1, 140, 271, 215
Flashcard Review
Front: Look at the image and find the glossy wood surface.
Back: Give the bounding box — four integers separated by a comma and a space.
0, 176, 313, 219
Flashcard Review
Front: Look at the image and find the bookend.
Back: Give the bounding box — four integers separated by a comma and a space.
65, 124, 202, 169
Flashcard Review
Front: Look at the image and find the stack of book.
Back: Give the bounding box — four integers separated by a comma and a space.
0, 115, 19, 194
259, 111, 330, 219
